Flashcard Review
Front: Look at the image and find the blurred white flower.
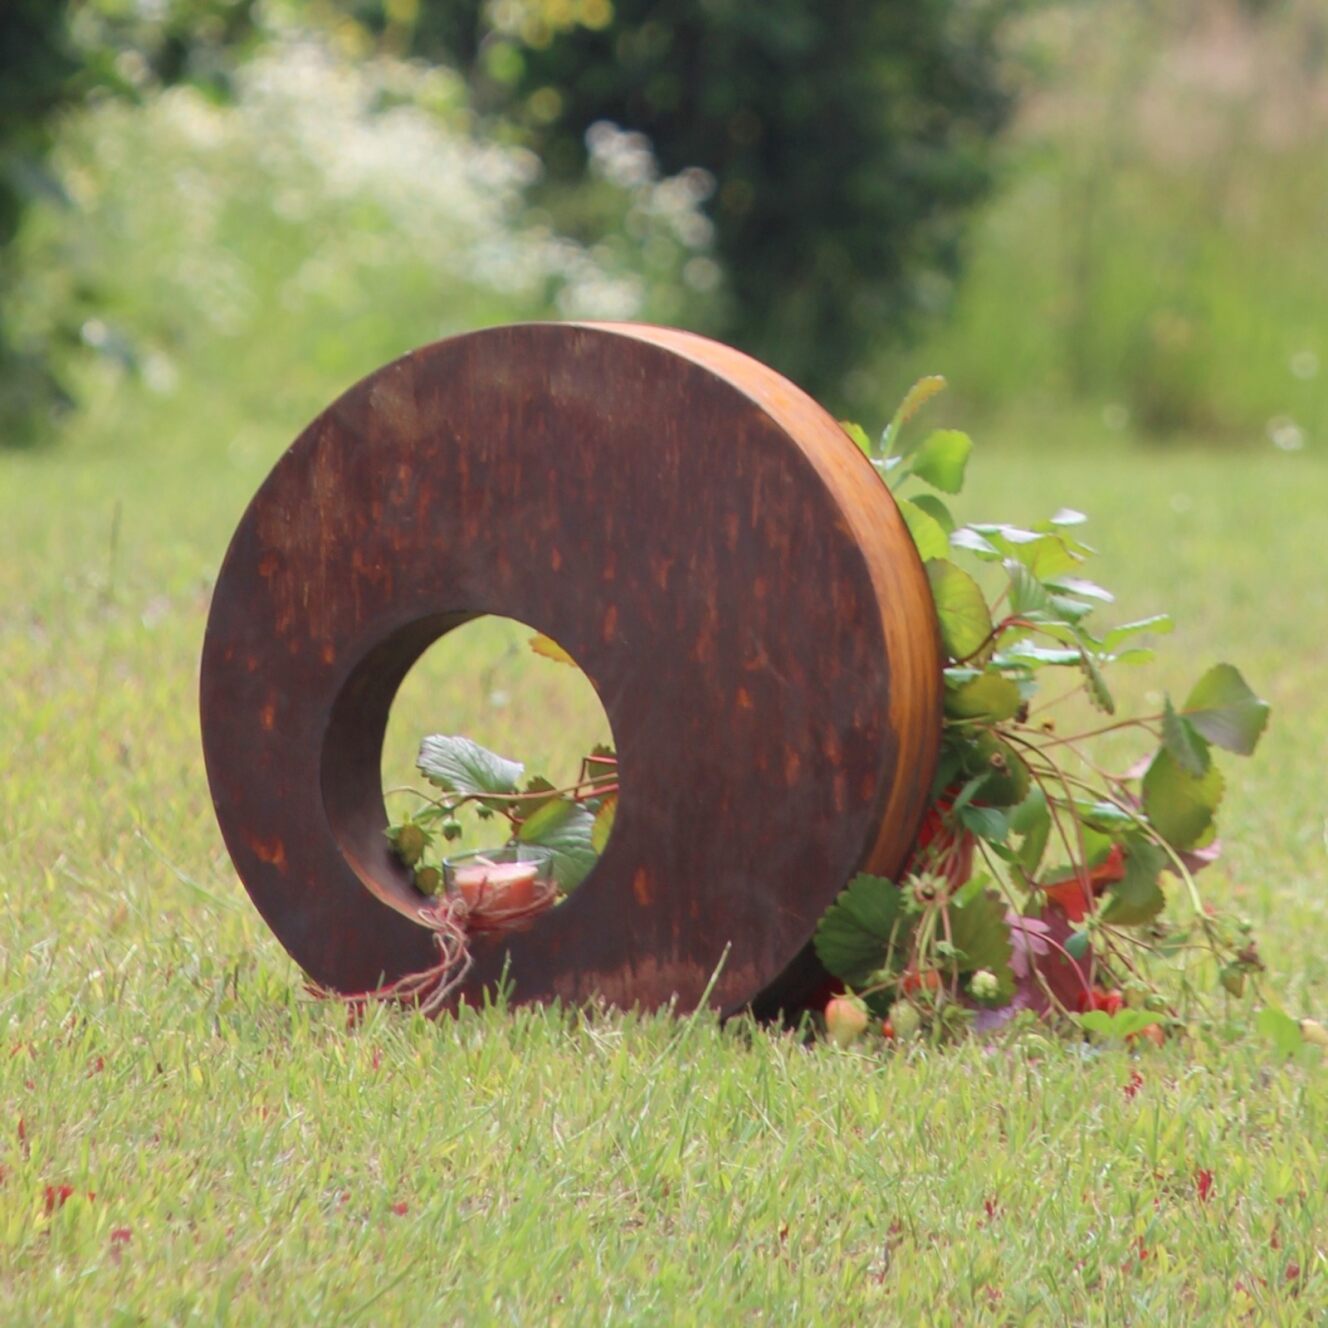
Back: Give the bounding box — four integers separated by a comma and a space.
1267, 416, 1306, 452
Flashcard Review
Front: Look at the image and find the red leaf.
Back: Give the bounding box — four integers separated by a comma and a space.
1043, 845, 1126, 922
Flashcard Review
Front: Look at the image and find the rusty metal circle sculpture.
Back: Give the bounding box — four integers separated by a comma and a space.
200, 323, 941, 1016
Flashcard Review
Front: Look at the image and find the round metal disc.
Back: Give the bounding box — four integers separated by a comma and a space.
200, 323, 940, 1015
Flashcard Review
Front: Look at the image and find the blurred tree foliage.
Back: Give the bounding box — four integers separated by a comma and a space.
1, 0, 259, 442
2, 0, 1017, 438
351, 0, 1018, 403
1, 3, 82, 434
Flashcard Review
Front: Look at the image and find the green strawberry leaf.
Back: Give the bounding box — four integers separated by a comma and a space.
945, 670, 1023, 722
1098, 615, 1173, 651
1142, 749, 1225, 851
813, 874, 913, 986
1005, 560, 1055, 617
882, 375, 947, 455
1044, 576, 1114, 604
897, 497, 950, 561
418, 735, 524, 807
1100, 837, 1167, 925
1182, 664, 1271, 756
958, 803, 1013, 842
910, 492, 955, 534
517, 798, 597, 891
1161, 698, 1211, 777
911, 429, 972, 494
926, 559, 993, 662
1080, 649, 1115, 714
841, 420, 872, 456
946, 889, 1015, 999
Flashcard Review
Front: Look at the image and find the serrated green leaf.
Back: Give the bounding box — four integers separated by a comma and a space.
517, 798, 597, 891
969, 525, 1083, 578
1050, 594, 1097, 622
909, 493, 955, 534
1182, 663, 1271, 756
883, 375, 947, 454
1109, 647, 1156, 666
1100, 837, 1167, 925
1142, 749, 1225, 851
1079, 649, 1115, 714
926, 559, 993, 662
946, 889, 1015, 999
840, 420, 872, 456
972, 731, 1030, 808
513, 775, 558, 820
1098, 615, 1173, 651
944, 670, 1022, 722
911, 429, 972, 494
418, 735, 524, 804
1161, 699, 1211, 777
813, 874, 913, 985
950, 527, 1002, 559
1005, 560, 1054, 617
897, 497, 950, 561
959, 803, 1012, 842
997, 642, 1083, 668
591, 793, 617, 854
1044, 576, 1114, 604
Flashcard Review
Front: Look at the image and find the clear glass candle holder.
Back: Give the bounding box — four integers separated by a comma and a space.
442, 845, 555, 912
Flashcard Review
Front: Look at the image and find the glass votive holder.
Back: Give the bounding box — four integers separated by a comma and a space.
442, 845, 555, 912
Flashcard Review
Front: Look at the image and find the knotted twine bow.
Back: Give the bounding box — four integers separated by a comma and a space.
311, 879, 560, 1017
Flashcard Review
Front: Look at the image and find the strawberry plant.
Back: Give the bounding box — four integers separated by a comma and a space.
817, 378, 1271, 1044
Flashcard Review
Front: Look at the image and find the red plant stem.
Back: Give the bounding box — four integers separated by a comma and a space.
952, 616, 1038, 666
1012, 716, 1161, 750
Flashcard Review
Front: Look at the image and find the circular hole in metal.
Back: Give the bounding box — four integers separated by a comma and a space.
380, 615, 618, 912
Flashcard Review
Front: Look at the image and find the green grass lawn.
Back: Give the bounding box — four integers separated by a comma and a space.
2, 375, 1326, 1323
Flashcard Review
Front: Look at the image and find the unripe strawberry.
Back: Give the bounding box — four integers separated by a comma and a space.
390, 822, 427, 866
415, 866, 442, 895
824, 996, 869, 1048
1220, 965, 1246, 998
888, 1001, 923, 1039
969, 969, 999, 1002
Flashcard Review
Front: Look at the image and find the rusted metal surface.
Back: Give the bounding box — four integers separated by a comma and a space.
200, 323, 941, 1016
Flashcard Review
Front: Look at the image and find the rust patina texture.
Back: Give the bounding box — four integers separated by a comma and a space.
200, 323, 941, 1016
